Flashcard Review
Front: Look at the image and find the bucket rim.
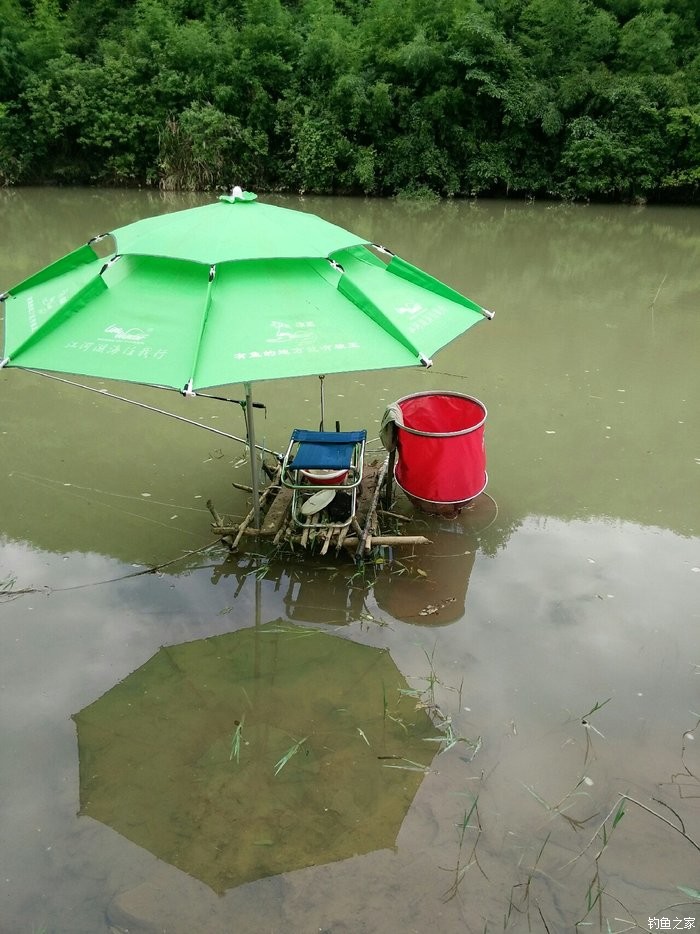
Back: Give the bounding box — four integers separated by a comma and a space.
394, 390, 487, 438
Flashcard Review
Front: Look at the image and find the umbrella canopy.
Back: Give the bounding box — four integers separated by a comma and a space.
1, 192, 491, 391
72, 622, 437, 893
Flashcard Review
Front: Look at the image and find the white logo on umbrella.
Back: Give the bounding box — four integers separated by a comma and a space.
267, 321, 316, 344
104, 325, 150, 342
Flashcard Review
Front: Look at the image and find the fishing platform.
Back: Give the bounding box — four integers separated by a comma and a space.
207, 390, 489, 561
208, 457, 433, 559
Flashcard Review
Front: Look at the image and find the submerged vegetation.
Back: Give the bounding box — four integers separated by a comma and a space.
0, 0, 698, 201
435, 689, 700, 929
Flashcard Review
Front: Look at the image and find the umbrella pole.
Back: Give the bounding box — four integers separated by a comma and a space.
319, 374, 325, 431
244, 382, 261, 531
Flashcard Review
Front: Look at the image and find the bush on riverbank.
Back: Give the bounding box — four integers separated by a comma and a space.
0, 0, 698, 202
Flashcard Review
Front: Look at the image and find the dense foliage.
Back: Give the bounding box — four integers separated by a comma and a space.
0, 0, 698, 200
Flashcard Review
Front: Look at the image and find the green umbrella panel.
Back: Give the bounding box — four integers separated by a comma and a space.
0, 194, 492, 523
1, 194, 491, 389
72, 622, 438, 894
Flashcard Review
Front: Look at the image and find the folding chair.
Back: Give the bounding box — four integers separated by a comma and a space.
280, 429, 367, 528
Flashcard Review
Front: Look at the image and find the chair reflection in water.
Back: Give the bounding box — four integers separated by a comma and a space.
280, 429, 367, 528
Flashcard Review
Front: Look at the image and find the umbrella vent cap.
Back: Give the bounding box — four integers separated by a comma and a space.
219, 187, 257, 204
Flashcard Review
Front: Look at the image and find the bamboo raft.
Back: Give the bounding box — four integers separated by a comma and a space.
207, 456, 431, 559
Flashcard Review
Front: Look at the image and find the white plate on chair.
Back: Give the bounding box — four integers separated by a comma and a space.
301, 489, 336, 516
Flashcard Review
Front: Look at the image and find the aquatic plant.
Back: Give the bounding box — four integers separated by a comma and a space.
273, 736, 309, 776
229, 716, 245, 764
441, 792, 486, 901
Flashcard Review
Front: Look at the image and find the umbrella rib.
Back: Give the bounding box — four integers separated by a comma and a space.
184, 264, 217, 395
386, 254, 494, 320
336, 272, 429, 366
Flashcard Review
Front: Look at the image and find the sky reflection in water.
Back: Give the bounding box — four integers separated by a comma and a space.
2, 510, 699, 931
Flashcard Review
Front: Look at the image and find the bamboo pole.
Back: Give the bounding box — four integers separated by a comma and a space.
320, 525, 337, 556
334, 522, 351, 555
210, 526, 430, 548
377, 509, 411, 522
231, 481, 253, 493
384, 448, 396, 510
206, 499, 224, 525
356, 455, 389, 560
343, 535, 430, 549
232, 506, 256, 549
273, 521, 288, 545
213, 477, 278, 549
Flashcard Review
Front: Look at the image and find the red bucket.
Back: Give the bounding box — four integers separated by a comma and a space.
299, 468, 349, 486
393, 391, 487, 516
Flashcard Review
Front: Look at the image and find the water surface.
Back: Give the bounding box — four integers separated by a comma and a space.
1, 189, 699, 933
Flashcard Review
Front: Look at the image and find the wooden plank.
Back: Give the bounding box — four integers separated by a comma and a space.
260, 487, 293, 535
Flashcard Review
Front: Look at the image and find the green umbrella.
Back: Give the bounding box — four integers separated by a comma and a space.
72, 622, 437, 893
1, 190, 492, 517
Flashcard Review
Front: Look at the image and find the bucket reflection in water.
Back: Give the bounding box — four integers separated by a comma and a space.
392, 391, 487, 518
373, 521, 478, 626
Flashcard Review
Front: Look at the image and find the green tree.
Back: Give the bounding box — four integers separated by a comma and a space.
661, 104, 700, 193
0, 0, 698, 199
159, 102, 268, 189
616, 9, 679, 74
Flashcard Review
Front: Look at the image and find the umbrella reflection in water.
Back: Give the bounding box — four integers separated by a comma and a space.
72, 622, 436, 894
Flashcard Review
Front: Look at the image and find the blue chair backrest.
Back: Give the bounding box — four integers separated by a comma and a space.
289, 429, 366, 470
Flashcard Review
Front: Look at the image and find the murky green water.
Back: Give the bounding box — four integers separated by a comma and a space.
1, 189, 699, 933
